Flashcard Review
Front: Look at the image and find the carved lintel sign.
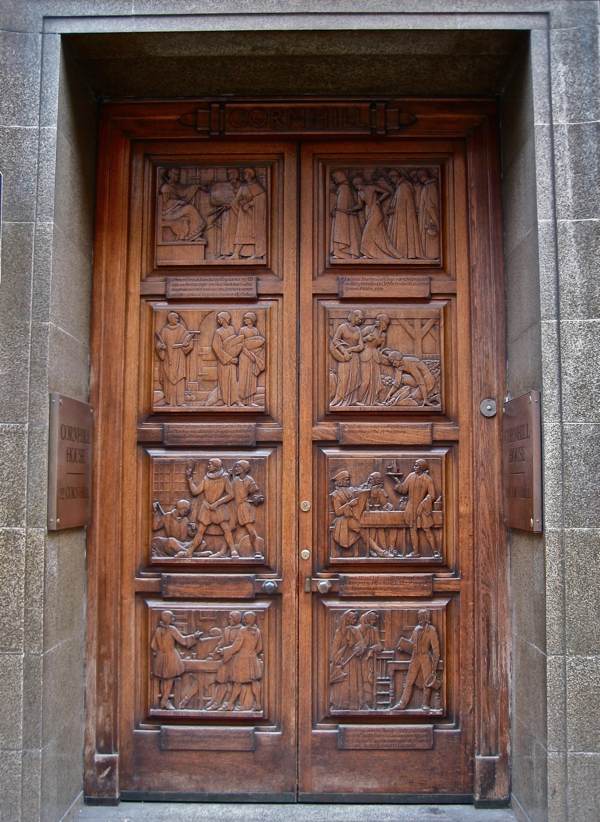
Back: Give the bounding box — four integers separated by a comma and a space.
48, 393, 93, 530
179, 102, 416, 137
503, 390, 543, 532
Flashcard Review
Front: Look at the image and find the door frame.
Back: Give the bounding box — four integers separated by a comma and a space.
84, 98, 508, 805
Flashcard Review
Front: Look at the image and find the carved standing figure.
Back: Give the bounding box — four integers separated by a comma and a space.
210, 311, 242, 407
231, 460, 265, 557
159, 168, 205, 241
387, 169, 423, 259
393, 609, 441, 711
358, 610, 383, 709
155, 311, 194, 406
238, 311, 266, 406
184, 458, 238, 558
329, 609, 363, 710
394, 459, 439, 558
218, 168, 241, 257
417, 168, 440, 259
206, 610, 243, 710
222, 611, 263, 711
330, 470, 367, 553
357, 313, 390, 406
330, 169, 362, 259
232, 168, 267, 260
350, 175, 399, 260
151, 610, 202, 709
365, 472, 395, 558
330, 309, 365, 407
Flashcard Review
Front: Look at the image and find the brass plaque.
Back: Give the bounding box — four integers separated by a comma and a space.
48, 393, 93, 530
503, 390, 542, 532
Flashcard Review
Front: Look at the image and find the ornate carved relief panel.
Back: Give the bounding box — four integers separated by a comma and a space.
317, 448, 451, 566
155, 164, 270, 267
146, 600, 273, 719
318, 301, 445, 414
326, 163, 441, 267
148, 303, 277, 414
318, 599, 448, 719
146, 448, 279, 567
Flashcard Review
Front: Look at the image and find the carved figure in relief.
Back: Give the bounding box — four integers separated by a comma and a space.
350, 175, 398, 260
184, 458, 238, 558
394, 460, 439, 558
330, 470, 367, 551
238, 312, 266, 406
329, 609, 363, 710
232, 168, 267, 261
210, 311, 242, 407
381, 349, 438, 407
206, 610, 243, 710
217, 168, 242, 258
155, 312, 194, 406
357, 313, 390, 406
330, 170, 362, 259
151, 499, 202, 557
151, 610, 202, 709
417, 168, 440, 259
392, 609, 441, 712
330, 309, 365, 407
365, 472, 395, 558
159, 168, 206, 242
221, 611, 263, 711
231, 460, 265, 558
386, 169, 423, 259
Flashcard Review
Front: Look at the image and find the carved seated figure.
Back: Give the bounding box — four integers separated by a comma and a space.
151, 499, 210, 558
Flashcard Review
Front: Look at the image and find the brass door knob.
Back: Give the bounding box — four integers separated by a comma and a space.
300, 500, 311, 512
300, 549, 311, 560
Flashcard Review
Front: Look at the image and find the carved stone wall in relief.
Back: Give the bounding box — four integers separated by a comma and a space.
326, 452, 444, 561
150, 452, 270, 562
152, 305, 268, 411
326, 304, 442, 411
328, 165, 440, 264
156, 165, 269, 266
149, 605, 265, 716
327, 604, 445, 716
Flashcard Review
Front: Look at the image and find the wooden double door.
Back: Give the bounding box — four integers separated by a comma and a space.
87, 100, 508, 803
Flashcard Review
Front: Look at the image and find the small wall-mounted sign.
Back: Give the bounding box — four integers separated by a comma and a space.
48, 393, 93, 530
503, 390, 542, 532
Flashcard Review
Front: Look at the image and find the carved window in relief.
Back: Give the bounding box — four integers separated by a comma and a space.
148, 603, 267, 717
148, 450, 276, 564
156, 165, 269, 266
324, 450, 445, 562
325, 602, 446, 716
325, 303, 443, 412
328, 165, 441, 264
152, 305, 269, 412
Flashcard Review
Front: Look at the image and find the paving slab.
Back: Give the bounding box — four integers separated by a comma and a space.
77, 802, 517, 822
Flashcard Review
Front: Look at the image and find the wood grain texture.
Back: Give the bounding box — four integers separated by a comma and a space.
87, 98, 506, 803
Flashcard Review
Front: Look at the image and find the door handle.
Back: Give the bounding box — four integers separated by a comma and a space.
259, 578, 281, 595
305, 576, 338, 594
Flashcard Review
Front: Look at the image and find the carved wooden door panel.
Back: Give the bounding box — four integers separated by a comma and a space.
117, 140, 299, 798
299, 140, 477, 799
89, 101, 507, 804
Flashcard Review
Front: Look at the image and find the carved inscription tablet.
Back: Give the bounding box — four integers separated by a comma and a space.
147, 601, 269, 718
322, 448, 446, 563
324, 601, 447, 717
324, 303, 443, 412
148, 448, 277, 565
152, 304, 270, 412
328, 164, 441, 265
156, 165, 269, 266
